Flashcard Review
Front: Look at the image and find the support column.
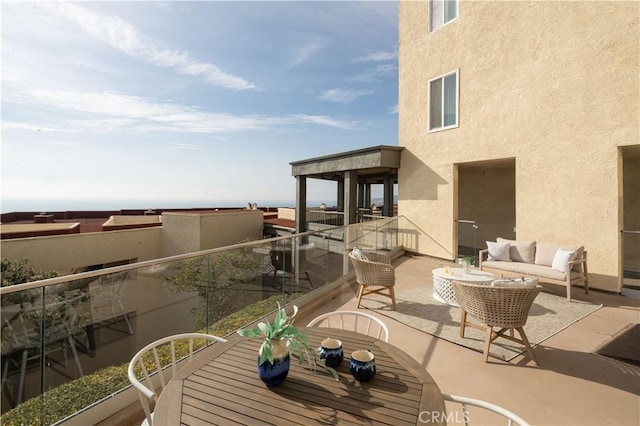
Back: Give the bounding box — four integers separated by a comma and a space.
344, 171, 358, 225
364, 184, 372, 209
357, 183, 365, 209
337, 179, 344, 212
295, 175, 307, 234
383, 176, 394, 217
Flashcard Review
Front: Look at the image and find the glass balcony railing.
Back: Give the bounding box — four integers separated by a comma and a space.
622, 230, 640, 291
456, 220, 516, 266
0, 217, 417, 425
306, 209, 344, 227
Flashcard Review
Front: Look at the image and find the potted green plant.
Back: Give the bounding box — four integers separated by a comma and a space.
237, 302, 338, 386
458, 255, 475, 274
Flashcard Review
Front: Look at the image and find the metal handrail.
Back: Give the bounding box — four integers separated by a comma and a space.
0, 219, 401, 295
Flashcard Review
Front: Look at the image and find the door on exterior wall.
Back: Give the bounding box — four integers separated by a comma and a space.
621, 145, 640, 296
456, 158, 516, 265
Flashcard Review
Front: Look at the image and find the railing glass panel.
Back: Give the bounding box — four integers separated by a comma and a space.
306, 209, 344, 227
0, 218, 417, 424
456, 220, 515, 266
622, 230, 640, 291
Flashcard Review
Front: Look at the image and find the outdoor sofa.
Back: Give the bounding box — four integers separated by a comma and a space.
479, 237, 588, 301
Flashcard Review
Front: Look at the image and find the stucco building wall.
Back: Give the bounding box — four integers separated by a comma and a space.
161, 210, 263, 257
2, 211, 264, 274
1, 228, 162, 273
398, 1, 639, 292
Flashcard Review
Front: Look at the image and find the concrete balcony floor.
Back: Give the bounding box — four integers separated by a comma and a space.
104, 253, 639, 425
297, 254, 640, 426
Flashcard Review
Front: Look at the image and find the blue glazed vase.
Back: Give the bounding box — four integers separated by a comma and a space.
257, 340, 290, 387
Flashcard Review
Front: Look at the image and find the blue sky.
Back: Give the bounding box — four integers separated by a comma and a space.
1, 1, 398, 213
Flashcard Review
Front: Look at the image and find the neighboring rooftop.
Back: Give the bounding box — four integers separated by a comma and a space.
0, 207, 289, 239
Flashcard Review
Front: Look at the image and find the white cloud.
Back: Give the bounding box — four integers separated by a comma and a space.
320, 88, 374, 104
2, 121, 58, 132
3, 87, 357, 133
355, 50, 398, 62
289, 38, 327, 68
290, 115, 358, 129
46, 2, 257, 91
389, 104, 399, 114
44, 140, 85, 148
164, 142, 203, 151
349, 64, 397, 83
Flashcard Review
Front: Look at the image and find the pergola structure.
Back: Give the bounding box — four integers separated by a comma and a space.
290, 145, 403, 234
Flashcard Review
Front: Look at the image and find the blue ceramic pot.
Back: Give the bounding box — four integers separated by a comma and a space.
257, 340, 290, 387
350, 349, 376, 382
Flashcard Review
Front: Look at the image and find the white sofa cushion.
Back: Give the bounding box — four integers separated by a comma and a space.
483, 260, 558, 280
497, 237, 536, 264
569, 246, 585, 272
486, 241, 511, 261
535, 242, 584, 270
551, 248, 576, 273
491, 277, 538, 288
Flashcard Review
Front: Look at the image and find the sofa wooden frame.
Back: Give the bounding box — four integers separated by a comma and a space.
479, 249, 589, 302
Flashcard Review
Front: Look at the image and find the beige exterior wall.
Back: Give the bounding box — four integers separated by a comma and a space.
398, 1, 639, 292
1, 211, 264, 274
1, 228, 162, 273
103, 215, 161, 225
278, 208, 296, 221
161, 210, 263, 257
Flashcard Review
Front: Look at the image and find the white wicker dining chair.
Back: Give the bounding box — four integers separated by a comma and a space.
442, 393, 530, 426
348, 250, 397, 310
127, 333, 227, 425
452, 281, 541, 364
306, 310, 390, 342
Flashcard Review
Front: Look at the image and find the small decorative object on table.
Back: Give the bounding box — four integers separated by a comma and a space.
237, 302, 338, 386
319, 338, 343, 368
350, 349, 376, 382
458, 255, 474, 275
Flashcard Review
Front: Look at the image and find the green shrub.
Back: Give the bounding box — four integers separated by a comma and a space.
1, 258, 60, 306
0, 293, 301, 425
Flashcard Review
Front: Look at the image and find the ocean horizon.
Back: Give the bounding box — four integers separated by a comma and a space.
0, 198, 343, 214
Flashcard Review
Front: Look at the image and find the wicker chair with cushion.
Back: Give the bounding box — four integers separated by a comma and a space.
348, 249, 396, 310
452, 281, 541, 364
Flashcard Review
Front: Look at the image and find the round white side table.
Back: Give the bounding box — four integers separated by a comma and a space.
431, 267, 496, 307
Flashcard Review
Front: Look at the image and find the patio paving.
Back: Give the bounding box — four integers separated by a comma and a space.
298, 254, 640, 426
87, 252, 640, 425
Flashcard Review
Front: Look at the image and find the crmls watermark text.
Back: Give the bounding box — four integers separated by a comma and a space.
419, 411, 470, 424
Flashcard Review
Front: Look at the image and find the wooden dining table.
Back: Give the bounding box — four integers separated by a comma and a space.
153, 327, 447, 425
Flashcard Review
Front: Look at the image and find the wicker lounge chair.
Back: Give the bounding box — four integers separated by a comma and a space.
349, 251, 397, 310
452, 281, 541, 364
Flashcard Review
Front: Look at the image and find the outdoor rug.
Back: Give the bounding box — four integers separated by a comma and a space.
360, 285, 602, 361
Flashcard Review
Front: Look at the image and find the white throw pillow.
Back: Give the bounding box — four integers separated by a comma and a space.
486, 241, 511, 262
351, 247, 368, 261
491, 279, 515, 287
551, 248, 576, 273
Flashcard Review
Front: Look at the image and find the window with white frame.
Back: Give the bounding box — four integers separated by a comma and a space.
430, 0, 458, 33
429, 70, 458, 132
